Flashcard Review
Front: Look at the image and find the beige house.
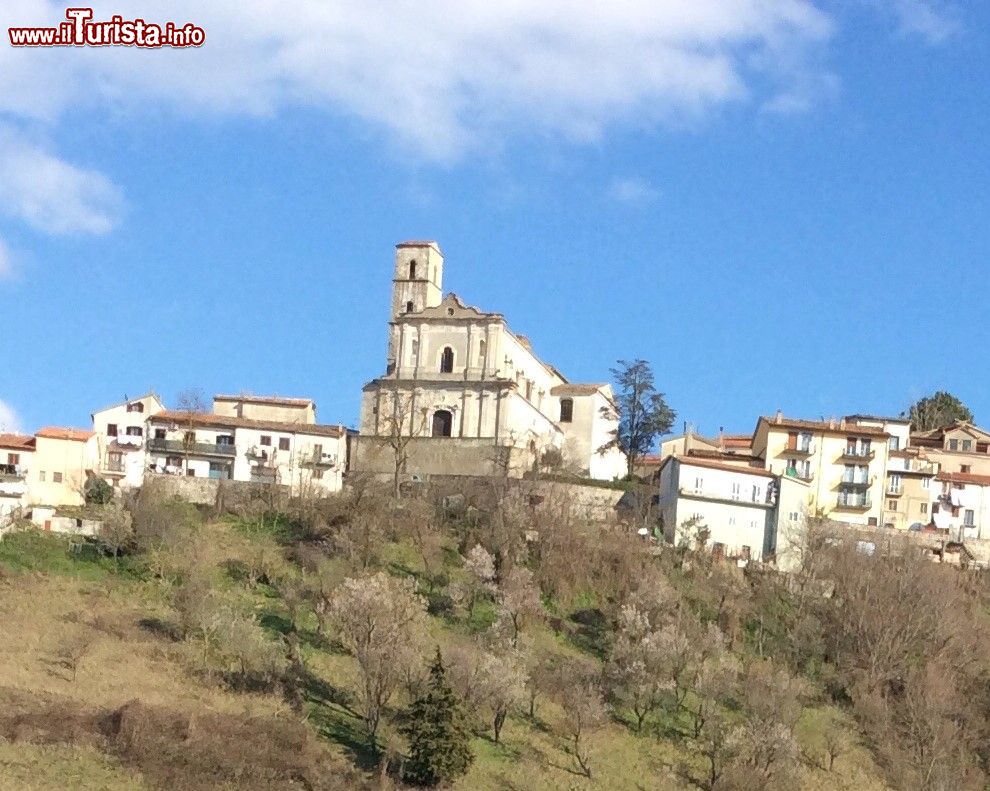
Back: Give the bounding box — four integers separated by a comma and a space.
881, 448, 937, 530
147, 409, 347, 494
0, 433, 34, 525
751, 413, 892, 527
91, 393, 165, 490
28, 427, 98, 507
912, 422, 990, 476
352, 241, 626, 481
213, 394, 316, 424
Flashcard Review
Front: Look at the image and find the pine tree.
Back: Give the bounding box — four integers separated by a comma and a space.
402, 648, 474, 787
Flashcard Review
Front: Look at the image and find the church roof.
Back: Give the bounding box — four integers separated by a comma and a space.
551, 384, 608, 397
409, 292, 503, 320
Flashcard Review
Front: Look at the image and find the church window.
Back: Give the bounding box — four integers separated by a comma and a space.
478, 340, 486, 365
432, 410, 453, 437
440, 347, 454, 373
405, 301, 414, 313
409, 260, 417, 279
525, 380, 533, 400
411, 339, 418, 361
560, 398, 573, 423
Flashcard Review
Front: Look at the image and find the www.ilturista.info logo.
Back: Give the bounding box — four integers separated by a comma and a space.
9, 7, 205, 48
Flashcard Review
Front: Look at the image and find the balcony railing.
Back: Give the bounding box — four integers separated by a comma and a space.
299, 451, 339, 468
780, 443, 815, 456
103, 459, 125, 473
886, 486, 903, 496
148, 438, 236, 457
838, 447, 875, 461
784, 468, 814, 483
840, 475, 873, 488
836, 493, 872, 509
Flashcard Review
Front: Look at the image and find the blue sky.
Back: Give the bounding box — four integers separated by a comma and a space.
0, 1, 987, 439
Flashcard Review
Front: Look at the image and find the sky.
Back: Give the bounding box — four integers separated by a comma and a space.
0, 1, 987, 440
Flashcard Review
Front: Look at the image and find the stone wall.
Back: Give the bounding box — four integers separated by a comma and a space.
349, 436, 531, 479
145, 473, 289, 509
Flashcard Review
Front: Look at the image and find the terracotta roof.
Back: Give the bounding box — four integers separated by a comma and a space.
91, 392, 162, 416
151, 411, 345, 438
0, 433, 35, 450
551, 384, 607, 397
758, 415, 890, 438
666, 454, 775, 479
214, 394, 314, 408
36, 427, 95, 442
844, 414, 912, 425
936, 471, 990, 487
396, 240, 440, 249
722, 436, 752, 448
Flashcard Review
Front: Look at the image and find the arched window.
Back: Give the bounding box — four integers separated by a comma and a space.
559, 398, 574, 423
405, 300, 414, 313
409, 260, 417, 279
440, 346, 454, 373
432, 409, 453, 437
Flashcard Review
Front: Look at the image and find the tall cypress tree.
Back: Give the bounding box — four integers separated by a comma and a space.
402, 649, 474, 787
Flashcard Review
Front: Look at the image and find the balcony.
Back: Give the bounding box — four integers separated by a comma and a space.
103, 458, 126, 474
779, 443, 815, 457
784, 467, 814, 483
148, 438, 236, 457
836, 493, 872, 510
886, 485, 903, 496
837, 447, 875, 462
840, 475, 874, 489
0, 464, 26, 482
299, 451, 339, 468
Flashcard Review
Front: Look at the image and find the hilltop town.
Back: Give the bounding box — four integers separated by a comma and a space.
3, 241, 986, 570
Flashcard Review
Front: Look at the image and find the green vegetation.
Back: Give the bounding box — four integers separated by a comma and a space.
3, 479, 984, 789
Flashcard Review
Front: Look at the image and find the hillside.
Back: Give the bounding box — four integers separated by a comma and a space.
0, 482, 971, 789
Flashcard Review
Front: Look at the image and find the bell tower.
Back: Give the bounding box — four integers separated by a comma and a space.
391, 241, 443, 319
387, 241, 444, 373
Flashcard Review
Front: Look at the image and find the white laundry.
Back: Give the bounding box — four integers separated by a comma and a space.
933, 509, 952, 530
959, 486, 980, 509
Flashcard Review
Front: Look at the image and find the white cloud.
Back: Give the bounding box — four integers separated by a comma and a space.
0, 128, 123, 235
608, 177, 660, 204
0, 1, 839, 160
883, 1, 958, 44
0, 399, 23, 433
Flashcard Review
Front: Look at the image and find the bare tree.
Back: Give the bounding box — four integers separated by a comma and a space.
376, 388, 428, 499
555, 658, 607, 779
328, 572, 428, 745
496, 566, 543, 646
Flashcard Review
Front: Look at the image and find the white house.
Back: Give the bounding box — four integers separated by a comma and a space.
657, 454, 810, 567
352, 241, 627, 481
0, 433, 34, 526
91, 392, 165, 490
932, 472, 990, 541
147, 409, 348, 494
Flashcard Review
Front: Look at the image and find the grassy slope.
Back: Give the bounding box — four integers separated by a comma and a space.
0, 523, 891, 790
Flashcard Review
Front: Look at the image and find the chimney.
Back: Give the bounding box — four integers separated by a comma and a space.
775, 410, 783, 424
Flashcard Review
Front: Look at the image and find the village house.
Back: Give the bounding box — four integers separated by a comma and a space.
0, 433, 34, 526
351, 241, 627, 482
146, 403, 348, 494
91, 392, 165, 490
28, 427, 98, 508
656, 454, 809, 568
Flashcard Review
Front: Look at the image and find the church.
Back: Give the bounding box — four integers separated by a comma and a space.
349, 241, 627, 481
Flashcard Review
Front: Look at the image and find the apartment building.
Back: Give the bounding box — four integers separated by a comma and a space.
912, 422, 990, 476
0, 433, 34, 525
146, 409, 347, 494
657, 455, 809, 567
752, 413, 893, 527
881, 448, 937, 530
91, 393, 165, 489
29, 428, 98, 507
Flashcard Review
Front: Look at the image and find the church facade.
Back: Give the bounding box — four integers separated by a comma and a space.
350, 241, 627, 481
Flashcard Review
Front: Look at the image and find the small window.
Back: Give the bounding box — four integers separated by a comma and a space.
107, 423, 118, 437
965, 509, 976, 526
166, 455, 182, 467
7, 453, 19, 465
478, 339, 486, 365
962, 440, 973, 451
53, 472, 63, 483
39, 471, 46, 482
920, 503, 928, 514
949, 439, 959, 451
440, 346, 454, 373
126, 426, 143, 437
405, 301, 414, 313
888, 499, 897, 510
313, 443, 323, 457
154, 428, 166, 439
260, 435, 272, 446
411, 339, 419, 361
694, 477, 704, 491
888, 436, 899, 451
313, 469, 324, 480
961, 465, 971, 473
409, 260, 417, 279
525, 380, 533, 400
216, 435, 234, 446
184, 431, 195, 444
279, 437, 290, 451
867, 517, 878, 526
126, 402, 144, 413
559, 398, 573, 423
186, 468, 196, 477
